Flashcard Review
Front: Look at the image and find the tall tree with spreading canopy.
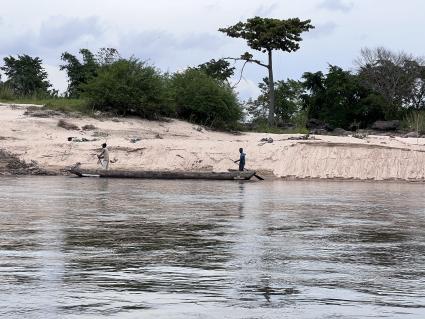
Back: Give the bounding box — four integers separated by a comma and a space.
219, 16, 314, 125
1, 54, 52, 96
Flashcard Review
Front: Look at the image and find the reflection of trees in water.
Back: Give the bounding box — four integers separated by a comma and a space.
65, 220, 232, 267
61, 191, 243, 293
329, 225, 416, 267
305, 206, 425, 298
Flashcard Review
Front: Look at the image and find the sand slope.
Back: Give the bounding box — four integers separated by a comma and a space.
2, 103, 425, 181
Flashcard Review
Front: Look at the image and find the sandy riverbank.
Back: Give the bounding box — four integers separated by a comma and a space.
2, 103, 425, 181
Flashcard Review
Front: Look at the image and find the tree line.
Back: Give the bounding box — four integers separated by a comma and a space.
0, 48, 242, 129
1, 16, 424, 131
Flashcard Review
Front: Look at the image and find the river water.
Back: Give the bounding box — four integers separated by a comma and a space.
0, 177, 424, 318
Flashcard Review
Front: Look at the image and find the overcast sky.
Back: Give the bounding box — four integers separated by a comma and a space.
0, 0, 424, 98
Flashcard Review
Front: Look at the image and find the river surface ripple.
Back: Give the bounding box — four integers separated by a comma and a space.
0, 177, 424, 318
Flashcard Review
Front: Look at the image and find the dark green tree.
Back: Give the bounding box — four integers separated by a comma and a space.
0, 54, 52, 96
219, 16, 314, 125
81, 58, 168, 118
169, 68, 242, 129
197, 59, 235, 82
60, 49, 99, 98
247, 78, 304, 125
356, 47, 425, 118
302, 65, 385, 129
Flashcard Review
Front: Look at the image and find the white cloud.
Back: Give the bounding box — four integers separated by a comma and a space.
44, 64, 68, 93
318, 0, 353, 13
0, 0, 424, 98
234, 78, 261, 101
254, 3, 279, 16
39, 16, 105, 48
305, 22, 338, 39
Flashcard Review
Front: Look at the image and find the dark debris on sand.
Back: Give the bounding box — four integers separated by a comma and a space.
0, 149, 53, 176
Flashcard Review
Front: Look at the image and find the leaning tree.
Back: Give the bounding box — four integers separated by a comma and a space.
219, 16, 314, 125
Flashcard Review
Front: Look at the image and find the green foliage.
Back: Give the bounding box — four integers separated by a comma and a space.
219, 16, 314, 53
247, 118, 286, 133
1, 54, 52, 96
274, 80, 305, 121
246, 78, 307, 133
169, 69, 242, 129
357, 47, 425, 119
219, 16, 314, 125
197, 59, 235, 82
60, 49, 100, 98
403, 111, 425, 134
247, 78, 304, 123
291, 108, 309, 133
247, 117, 308, 134
81, 58, 169, 118
0, 94, 89, 113
0, 85, 15, 100
302, 66, 385, 129
42, 98, 90, 114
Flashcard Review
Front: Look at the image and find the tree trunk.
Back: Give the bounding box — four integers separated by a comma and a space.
267, 49, 275, 126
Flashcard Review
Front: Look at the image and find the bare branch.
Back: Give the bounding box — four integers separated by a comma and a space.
223, 57, 269, 69
231, 60, 249, 89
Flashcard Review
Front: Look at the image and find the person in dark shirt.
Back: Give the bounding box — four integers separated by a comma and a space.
234, 148, 246, 171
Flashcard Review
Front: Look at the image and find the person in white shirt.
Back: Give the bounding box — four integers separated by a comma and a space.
97, 143, 109, 169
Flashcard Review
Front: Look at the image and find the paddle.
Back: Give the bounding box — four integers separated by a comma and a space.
230, 158, 264, 180
247, 169, 264, 181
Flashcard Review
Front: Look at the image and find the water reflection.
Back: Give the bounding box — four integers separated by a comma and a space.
0, 177, 424, 318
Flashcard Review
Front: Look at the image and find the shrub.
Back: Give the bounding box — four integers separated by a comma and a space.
169, 69, 242, 129
81, 58, 170, 118
0, 85, 15, 100
403, 111, 425, 134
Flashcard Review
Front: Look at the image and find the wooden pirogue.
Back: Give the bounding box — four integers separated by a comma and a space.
69, 167, 256, 180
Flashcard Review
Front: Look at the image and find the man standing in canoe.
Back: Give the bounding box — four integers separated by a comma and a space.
234, 148, 246, 171
97, 143, 109, 169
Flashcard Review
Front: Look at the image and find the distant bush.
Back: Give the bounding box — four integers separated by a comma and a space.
81, 58, 170, 118
403, 111, 425, 134
169, 69, 242, 129
0, 85, 15, 100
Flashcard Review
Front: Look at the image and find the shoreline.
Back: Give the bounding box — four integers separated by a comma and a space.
2, 103, 425, 182
3, 169, 425, 185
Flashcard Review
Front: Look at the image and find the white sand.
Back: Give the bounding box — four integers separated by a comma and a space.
2, 103, 425, 181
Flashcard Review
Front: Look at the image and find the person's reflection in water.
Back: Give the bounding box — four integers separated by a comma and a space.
96, 179, 110, 211
259, 276, 272, 303
238, 182, 246, 219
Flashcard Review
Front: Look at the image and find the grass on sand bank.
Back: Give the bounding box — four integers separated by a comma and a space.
0, 96, 91, 114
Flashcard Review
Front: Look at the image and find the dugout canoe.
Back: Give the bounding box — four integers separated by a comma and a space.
69, 167, 256, 180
